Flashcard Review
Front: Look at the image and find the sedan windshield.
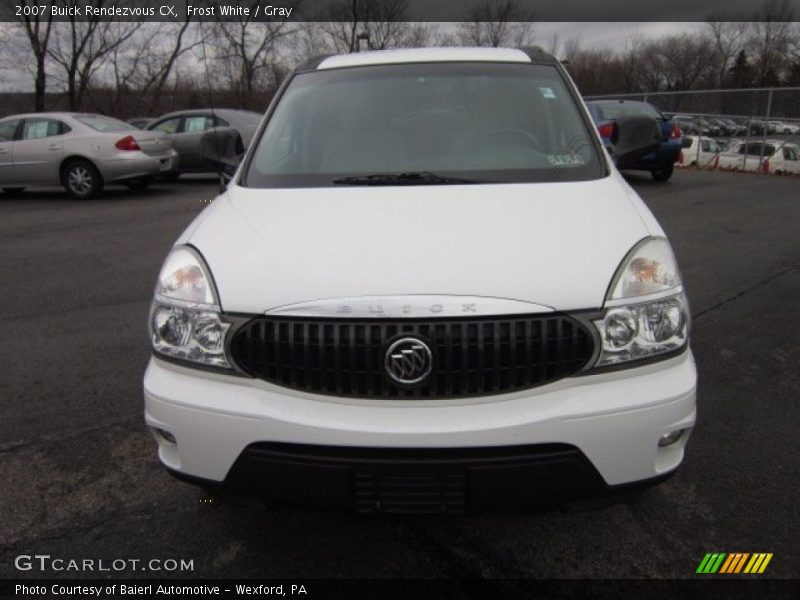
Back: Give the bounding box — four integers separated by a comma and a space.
244, 62, 604, 187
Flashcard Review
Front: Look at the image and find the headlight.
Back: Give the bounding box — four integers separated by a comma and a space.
149, 246, 231, 369
593, 238, 689, 368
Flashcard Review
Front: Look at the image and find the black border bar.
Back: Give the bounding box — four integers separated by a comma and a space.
2, 578, 799, 599
2, 0, 799, 22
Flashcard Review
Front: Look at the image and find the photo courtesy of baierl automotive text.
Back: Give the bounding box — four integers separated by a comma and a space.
1, 0, 798, 595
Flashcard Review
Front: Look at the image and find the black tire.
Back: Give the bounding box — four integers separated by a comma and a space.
651, 164, 674, 182
124, 178, 152, 191
2, 187, 25, 194
62, 159, 103, 199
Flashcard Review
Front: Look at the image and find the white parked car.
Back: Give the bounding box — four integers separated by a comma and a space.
144, 47, 696, 513
718, 140, 800, 175
0, 112, 178, 198
778, 122, 800, 135
677, 135, 720, 168
768, 120, 800, 135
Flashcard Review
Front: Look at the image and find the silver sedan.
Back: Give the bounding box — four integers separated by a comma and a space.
0, 112, 178, 198
146, 108, 261, 178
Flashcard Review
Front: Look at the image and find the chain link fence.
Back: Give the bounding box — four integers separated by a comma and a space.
584, 87, 800, 175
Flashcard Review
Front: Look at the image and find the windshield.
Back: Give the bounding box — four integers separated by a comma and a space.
243, 62, 604, 187
75, 114, 136, 133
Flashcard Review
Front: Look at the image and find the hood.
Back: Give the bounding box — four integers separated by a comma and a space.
183, 175, 654, 314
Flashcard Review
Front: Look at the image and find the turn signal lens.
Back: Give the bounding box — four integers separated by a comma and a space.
609, 238, 681, 300
155, 247, 216, 307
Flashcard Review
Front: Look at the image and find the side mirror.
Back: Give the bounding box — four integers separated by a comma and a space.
200, 127, 244, 191
609, 116, 662, 170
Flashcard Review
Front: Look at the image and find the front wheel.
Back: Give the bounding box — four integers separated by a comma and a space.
63, 159, 103, 199
651, 164, 674, 182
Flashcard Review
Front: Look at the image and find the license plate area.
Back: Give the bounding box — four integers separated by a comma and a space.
353, 469, 467, 514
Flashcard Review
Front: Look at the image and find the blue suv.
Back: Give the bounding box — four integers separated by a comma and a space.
586, 100, 682, 181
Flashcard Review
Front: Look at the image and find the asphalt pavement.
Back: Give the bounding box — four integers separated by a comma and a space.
0, 170, 798, 580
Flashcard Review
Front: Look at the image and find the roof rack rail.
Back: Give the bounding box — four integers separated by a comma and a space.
518, 46, 558, 65
295, 54, 333, 73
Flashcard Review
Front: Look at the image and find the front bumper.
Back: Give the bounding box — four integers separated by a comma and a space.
168, 442, 676, 513
144, 349, 696, 509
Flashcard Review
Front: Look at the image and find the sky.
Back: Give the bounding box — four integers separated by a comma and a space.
0, 22, 704, 93
534, 22, 705, 52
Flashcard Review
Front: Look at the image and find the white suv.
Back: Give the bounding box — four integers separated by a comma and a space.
144, 48, 696, 513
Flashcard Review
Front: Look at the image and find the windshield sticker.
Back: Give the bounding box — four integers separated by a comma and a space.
539, 87, 556, 99
547, 154, 584, 166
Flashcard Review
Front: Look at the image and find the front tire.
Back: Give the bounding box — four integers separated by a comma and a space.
63, 159, 103, 199
651, 164, 674, 182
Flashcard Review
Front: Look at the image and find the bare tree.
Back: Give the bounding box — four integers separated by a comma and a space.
400, 23, 435, 49
319, 0, 413, 53
458, 0, 535, 48
705, 20, 749, 88
14, 0, 55, 111
619, 35, 644, 93
564, 45, 628, 96
210, 1, 296, 101
547, 33, 560, 57
748, 0, 795, 86
47, 1, 141, 110
107, 19, 199, 115
635, 33, 716, 92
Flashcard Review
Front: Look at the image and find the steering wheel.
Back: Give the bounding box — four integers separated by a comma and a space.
473, 128, 543, 152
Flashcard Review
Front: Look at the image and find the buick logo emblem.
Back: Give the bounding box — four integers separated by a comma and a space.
385, 337, 433, 385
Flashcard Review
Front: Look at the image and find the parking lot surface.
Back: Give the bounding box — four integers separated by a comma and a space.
0, 171, 798, 579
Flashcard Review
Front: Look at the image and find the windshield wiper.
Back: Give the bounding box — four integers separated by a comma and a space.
332, 171, 488, 186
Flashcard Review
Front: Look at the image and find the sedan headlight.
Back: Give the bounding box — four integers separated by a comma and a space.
593, 238, 689, 368
149, 246, 231, 369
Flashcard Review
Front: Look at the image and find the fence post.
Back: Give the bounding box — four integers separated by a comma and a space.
759, 89, 773, 174
742, 114, 750, 171
696, 133, 701, 166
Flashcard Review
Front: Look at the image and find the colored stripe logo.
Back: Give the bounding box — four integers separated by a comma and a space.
696, 553, 773, 574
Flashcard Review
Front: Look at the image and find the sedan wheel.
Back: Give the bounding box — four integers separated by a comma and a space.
63, 160, 102, 199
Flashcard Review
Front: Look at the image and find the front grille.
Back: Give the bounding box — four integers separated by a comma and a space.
229, 314, 595, 399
